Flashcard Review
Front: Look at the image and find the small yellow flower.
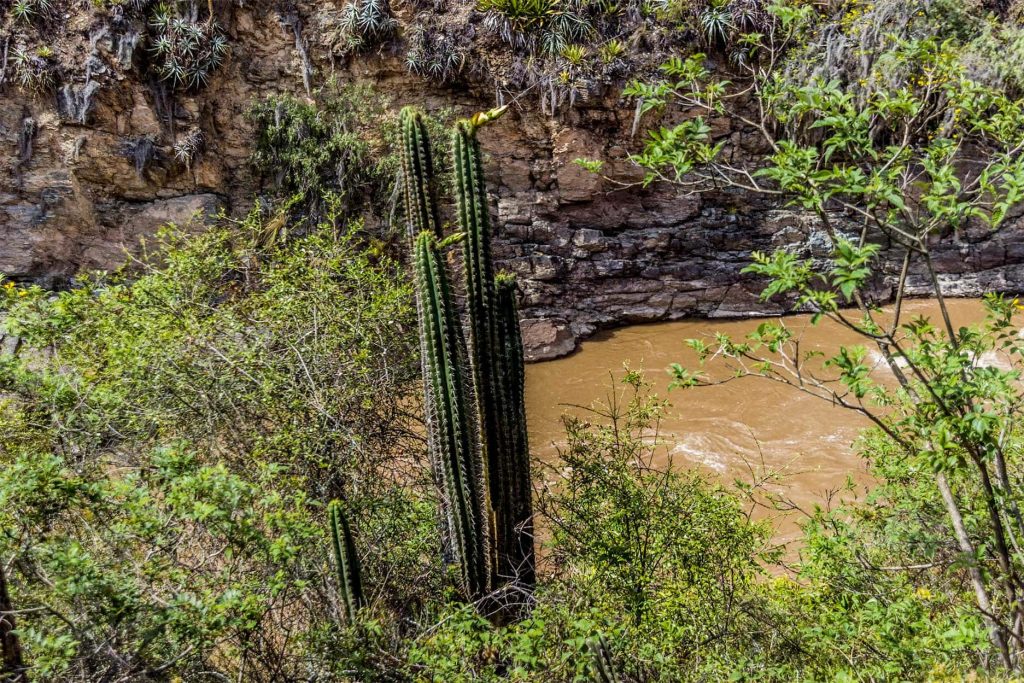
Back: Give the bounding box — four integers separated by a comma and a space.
916, 586, 933, 600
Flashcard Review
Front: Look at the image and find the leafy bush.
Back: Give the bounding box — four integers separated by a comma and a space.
0, 209, 436, 681
249, 86, 452, 228
249, 87, 391, 221
621, 0, 1024, 672
542, 371, 770, 626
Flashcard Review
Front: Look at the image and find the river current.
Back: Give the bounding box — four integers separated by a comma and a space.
525, 298, 991, 546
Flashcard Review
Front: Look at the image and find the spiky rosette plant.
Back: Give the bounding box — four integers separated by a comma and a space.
328, 500, 365, 624
149, 5, 228, 90
338, 0, 398, 53
405, 24, 467, 84
454, 107, 535, 592
413, 231, 489, 600
10, 0, 51, 23
173, 127, 204, 168
399, 107, 443, 240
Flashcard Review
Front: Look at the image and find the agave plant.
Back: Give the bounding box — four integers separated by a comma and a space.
730, 0, 767, 32
405, 24, 467, 83
478, 0, 552, 37
542, 3, 591, 54
338, 0, 398, 53
479, 0, 592, 54
698, 0, 733, 48
9, 46, 55, 91
598, 38, 625, 64
149, 6, 228, 89
173, 127, 205, 168
11, 0, 33, 22
560, 43, 588, 67
10, 0, 51, 22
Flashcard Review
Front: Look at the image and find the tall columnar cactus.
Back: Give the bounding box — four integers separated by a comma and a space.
454, 110, 535, 591
454, 116, 503, 585
401, 105, 455, 564
494, 273, 535, 587
586, 635, 621, 683
413, 230, 490, 599
328, 500, 365, 624
399, 106, 442, 240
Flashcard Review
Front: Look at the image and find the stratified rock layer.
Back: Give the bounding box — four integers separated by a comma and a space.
3, 10, 1024, 359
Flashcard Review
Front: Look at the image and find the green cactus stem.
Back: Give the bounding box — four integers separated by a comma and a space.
328, 499, 365, 625
587, 634, 621, 683
413, 230, 490, 599
399, 106, 442, 240
455, 111, 535, 592
495, 272, 535, 588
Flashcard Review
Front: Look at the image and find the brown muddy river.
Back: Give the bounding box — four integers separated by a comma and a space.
525, 298, 990, 547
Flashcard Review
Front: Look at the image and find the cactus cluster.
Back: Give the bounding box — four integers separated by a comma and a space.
455, 116, 535, 589
400, 105, 535, 605
328, 500, 366, 624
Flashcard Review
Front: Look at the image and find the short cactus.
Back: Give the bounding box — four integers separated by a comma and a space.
587, 634, 621, 683
0, 564, 25, 680
328, 500, 365, 624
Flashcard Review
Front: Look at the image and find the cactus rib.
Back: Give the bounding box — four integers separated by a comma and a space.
413, 231, 490, 599
399, 106, 442, 240
328, 499, 365, 624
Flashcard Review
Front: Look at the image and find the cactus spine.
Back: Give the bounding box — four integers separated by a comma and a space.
413, 231, 490, 599
455, 112, 535, 591
494, 273, 535, 588
401, 106, 456, 565
587, 635, 621, 683
328, 500, 365, 624
401, 104, 533, 606
399, 106, 442, 239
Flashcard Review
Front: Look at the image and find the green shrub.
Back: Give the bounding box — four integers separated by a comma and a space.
249, 86, 452, 228
0, 209, 438, 680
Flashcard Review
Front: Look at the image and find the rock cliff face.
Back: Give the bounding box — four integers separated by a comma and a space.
4, 4, 1024, 359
